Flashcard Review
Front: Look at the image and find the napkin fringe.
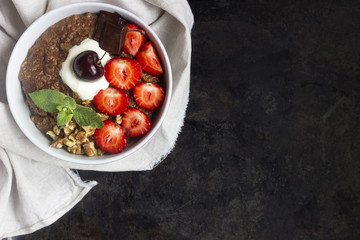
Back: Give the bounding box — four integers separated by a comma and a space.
66, 169, 98, 188
148, 105, 188, 170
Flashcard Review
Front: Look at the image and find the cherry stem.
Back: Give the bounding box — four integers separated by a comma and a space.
97, 52, 107, 65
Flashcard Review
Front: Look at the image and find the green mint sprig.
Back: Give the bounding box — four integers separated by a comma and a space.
29, 89, 103, 128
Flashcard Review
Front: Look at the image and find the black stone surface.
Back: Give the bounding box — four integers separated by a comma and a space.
15, 0, 360, 239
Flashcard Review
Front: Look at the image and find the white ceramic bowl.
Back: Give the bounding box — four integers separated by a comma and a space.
6, 3, 172, 164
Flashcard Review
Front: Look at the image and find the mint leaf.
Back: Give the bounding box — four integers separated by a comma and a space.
64, 96, 76, 110
29, 89, 104, 129
56, 104, 67, 112
57, 110, 73, 126
73, 104, 103, 128
29, 89, 67, 113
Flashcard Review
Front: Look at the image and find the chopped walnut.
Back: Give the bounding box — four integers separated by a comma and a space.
48, 119, 105, 156
75, 130, 85, 140
63, 120, 76, 135
46, 130, 57, 140
63, 136, 76, 147
50, 138, 64, 148
96, 147, 104, 156
53, 126, 61, 135
76, 131, 89, 145
82, 125, 96, 137
67, 145, 83, 155
81, 99, 93, 108
83, 141, 96, 156
115, 115, 122, 125
98, 113, 109, 121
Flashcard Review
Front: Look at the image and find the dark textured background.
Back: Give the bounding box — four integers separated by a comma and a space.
14, 0, 360, 239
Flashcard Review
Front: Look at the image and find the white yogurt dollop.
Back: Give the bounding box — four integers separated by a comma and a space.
60, 38, 111, 100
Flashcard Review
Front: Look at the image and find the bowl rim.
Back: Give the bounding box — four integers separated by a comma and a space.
6, 2, 172, 165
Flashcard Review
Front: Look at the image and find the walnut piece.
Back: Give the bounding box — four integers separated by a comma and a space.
48, 121, 103, 156
115, 115, 122, 125
46, 130, 57, 140
83, 141, 96, 156
50, 138, 64, 148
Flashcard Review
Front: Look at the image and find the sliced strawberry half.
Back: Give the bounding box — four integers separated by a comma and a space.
93, 87, 129, 115
121, 108, 151, 137
94, 120, 127, 154
133, 82, 165, 110
136, 41, 163, 75
104, 57, 142, 90
124, 24, 146, 56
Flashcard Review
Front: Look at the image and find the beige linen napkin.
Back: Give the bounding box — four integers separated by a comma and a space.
0, 0, 193, 238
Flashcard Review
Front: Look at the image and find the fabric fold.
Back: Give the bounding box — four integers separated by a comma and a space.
0, 149, 97, 239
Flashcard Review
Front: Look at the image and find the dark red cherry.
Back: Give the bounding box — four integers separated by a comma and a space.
73, 50, 104, 80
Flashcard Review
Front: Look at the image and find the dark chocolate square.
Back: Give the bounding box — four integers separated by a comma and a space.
99, 22, 128, 55
93, 11, 127, 41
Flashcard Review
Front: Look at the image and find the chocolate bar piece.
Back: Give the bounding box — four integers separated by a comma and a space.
93, 11, 127, 41
99, 21, 128, 55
